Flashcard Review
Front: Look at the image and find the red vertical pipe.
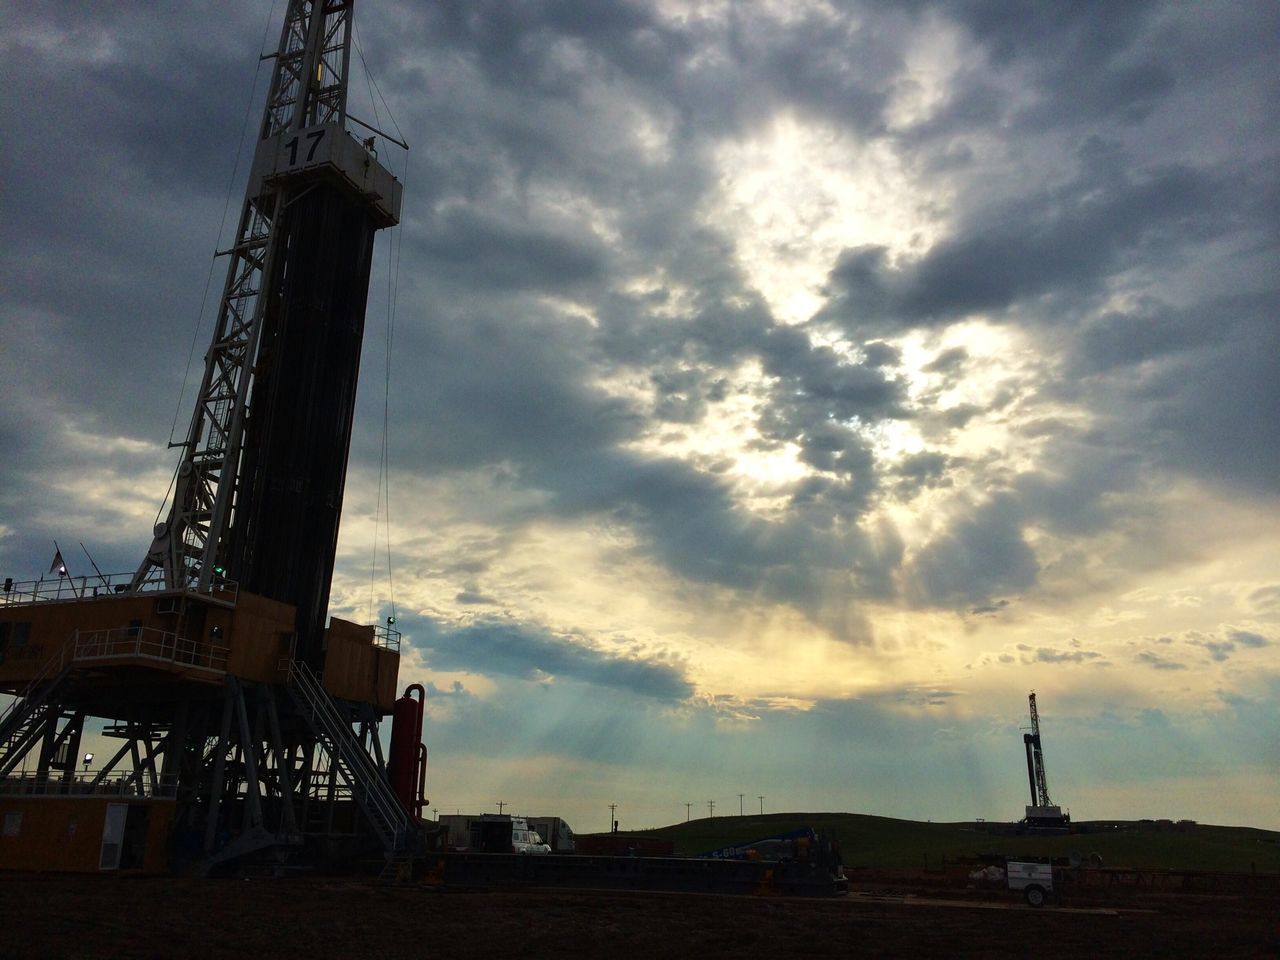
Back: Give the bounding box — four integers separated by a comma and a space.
388, 684, 425, 814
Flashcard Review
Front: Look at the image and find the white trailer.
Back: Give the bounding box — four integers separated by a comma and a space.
525, 816, 575, 853
1006, 859, 1054, 906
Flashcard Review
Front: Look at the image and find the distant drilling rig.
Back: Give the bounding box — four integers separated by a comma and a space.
1021, 691, 1069, 831
0, 0, 430, 876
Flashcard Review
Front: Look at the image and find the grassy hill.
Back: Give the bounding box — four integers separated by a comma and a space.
589, 813, 1280, 874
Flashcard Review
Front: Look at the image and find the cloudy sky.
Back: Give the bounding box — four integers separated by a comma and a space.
2, 1, 1277, 832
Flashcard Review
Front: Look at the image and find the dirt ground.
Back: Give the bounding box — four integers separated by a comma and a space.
1, 873, 1275, 959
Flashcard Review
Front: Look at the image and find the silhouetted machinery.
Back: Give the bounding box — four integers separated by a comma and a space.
1022, 691, 1069, 830
0, 0, 427, 875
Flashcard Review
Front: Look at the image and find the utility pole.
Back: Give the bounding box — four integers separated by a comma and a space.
738, 793, 744, 817
684, 802, 692, 822
609, 803, 617, 833
496, 800, 506, 815
758, 795, 764, 815
708, 799, 715, 818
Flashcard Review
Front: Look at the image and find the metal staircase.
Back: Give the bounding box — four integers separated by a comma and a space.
0, 643, 76, 779
284, 660, 413, 854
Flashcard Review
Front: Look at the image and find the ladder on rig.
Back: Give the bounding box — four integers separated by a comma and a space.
284, 660, 413, 855
0, 641, 77, 778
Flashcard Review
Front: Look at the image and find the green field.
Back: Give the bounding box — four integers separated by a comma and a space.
591, 813, 1280, 874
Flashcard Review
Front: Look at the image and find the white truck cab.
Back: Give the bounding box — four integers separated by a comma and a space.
510, 818, 552, 855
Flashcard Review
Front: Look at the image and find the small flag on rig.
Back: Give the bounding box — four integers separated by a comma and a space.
50, 548, 67, 576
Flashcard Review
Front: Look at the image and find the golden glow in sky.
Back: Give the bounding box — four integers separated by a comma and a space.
5, 0, 1277, 832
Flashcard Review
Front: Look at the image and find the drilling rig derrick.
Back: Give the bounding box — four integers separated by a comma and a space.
0, 1, 427, 876
1021, 691, 1069, 830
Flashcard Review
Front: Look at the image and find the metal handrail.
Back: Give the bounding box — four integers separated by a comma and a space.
71, 627, 229, 674
0, 772, 178, 799
286, 660, 407, 849
1, 624, 227, 752
290, 661, 401, 824
373, 623, 401, 652
297, 669, 404, 846
0, 571, 238, 607
0, 634, 75, 741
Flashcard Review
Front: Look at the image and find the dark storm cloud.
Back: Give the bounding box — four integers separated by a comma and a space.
4, 0, 1278, 638
749, 328, 910, 523
969, 599, 1008, 616
818, 155, 1219, 333
536, 447, 895, 616
649, 367, 721, 424
1137, 311, 1280, 495
1185, 629, 1272, 664
951, 0, 1280, 139
380, 0, 1275, 623
921, 346, 967, 376
1198, 641, 1234, 663
1248, 586, 1280, 612
907, 495, 1038, 607
893, 451, 952, 498
1048, 293, 1280, 499
1071, 300, 1216, 376
403, 613, 694, 702
412, 206, 607, 292
382, 306, 641, 473
1014, 643, 1105, 666
379, 291, 895, 624
1010, 442, 1147, 538
759, 326, 908, 420
1229, 630, 1269, 649
725, 5, 904, 134
388, 315, 900, 625
423, 0, 679, 94
1135, 651, 1187, 671
941, 0, 1173, 127
1, 6, 260, 201
360, 0, 918, 621
0, 2, 274, 568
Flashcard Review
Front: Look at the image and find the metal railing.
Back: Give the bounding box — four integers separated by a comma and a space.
0, 571, 238, 607
71, 626, 230, 675
0, 636, 75, 748
1, 625, 227, 746
286, 659, 409, 851
0, 772, 178, 799
374, 622, 401, 652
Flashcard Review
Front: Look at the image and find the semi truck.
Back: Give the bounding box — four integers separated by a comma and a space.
438, 814, 565, 854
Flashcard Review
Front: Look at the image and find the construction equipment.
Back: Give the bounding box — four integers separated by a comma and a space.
0, 0, 420, 876
1022, 691, 1069, 830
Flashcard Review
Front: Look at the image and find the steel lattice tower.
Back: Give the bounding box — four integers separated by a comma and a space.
133, 0, 400, 670
1, 0, 419, 877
